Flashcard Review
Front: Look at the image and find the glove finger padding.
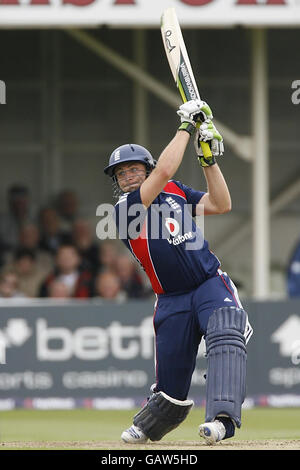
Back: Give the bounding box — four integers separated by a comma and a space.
177, 99, 213, 125
197, 101, 213, 121
194, 121, 224, 164
211, 139, 224, 156
194, 110, 207, 124
199, 121, 223, 143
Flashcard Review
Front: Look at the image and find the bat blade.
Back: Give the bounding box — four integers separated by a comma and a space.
161, 7, 212, 158
161, 7, 199, 103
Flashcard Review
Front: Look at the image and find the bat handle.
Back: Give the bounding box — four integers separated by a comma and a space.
200, 141, 212, 159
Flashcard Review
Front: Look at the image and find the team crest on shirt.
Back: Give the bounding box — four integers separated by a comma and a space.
165, 196, 181, 214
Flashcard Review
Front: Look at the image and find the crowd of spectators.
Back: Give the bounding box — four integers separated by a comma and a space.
0, 184, 152, 301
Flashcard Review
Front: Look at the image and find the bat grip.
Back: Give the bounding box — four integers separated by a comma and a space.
200, 141, 212, 159
194, 113, 212, 157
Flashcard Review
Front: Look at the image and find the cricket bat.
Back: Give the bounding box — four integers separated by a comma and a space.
161, 7, 212, 158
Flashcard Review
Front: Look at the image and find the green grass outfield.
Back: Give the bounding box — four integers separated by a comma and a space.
0, 407, 300, 448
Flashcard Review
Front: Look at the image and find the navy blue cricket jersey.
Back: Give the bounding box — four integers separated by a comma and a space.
114, 180, 220, 295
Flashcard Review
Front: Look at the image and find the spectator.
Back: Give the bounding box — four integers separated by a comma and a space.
8, 223, 54, 275
97, 240, 119, 273
115, 253, 148, 298
10, 248, 48, 298
39, 244, 93, 298
93, 270, 127, 302
56, 190, 79, 233
287, 238, 300, 297
0, 270, 27, 298
71, 219, 99, 272
39, 207, 70, 255
48, 281, 71, 299
0, 184, 34, 252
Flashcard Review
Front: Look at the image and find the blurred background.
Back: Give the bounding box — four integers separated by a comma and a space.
0, 0, 299, 434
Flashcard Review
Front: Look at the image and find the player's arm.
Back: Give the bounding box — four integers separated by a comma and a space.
140, 99, 206, 208
140, 131, 189, 208
198, 164, 231, 215
193, 114, 231, 215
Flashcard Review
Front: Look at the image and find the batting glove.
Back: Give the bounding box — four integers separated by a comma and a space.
194, 120, 224, 167
177, 100, 213, 136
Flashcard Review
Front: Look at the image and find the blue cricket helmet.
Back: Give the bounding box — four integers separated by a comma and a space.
104, 144, 156, 177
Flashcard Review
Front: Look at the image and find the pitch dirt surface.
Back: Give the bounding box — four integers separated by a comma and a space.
1, 408, 300, 451
1, 439, 299, 450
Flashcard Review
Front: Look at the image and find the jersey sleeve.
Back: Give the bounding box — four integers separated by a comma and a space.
114, 188, 147, 240
173, 180, 206, 217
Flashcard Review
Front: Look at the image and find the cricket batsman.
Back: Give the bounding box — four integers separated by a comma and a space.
104, 99, 253, 445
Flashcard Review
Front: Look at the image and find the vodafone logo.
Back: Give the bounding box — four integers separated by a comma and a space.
165, 217, 194, 247
165, 218, 180, 237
